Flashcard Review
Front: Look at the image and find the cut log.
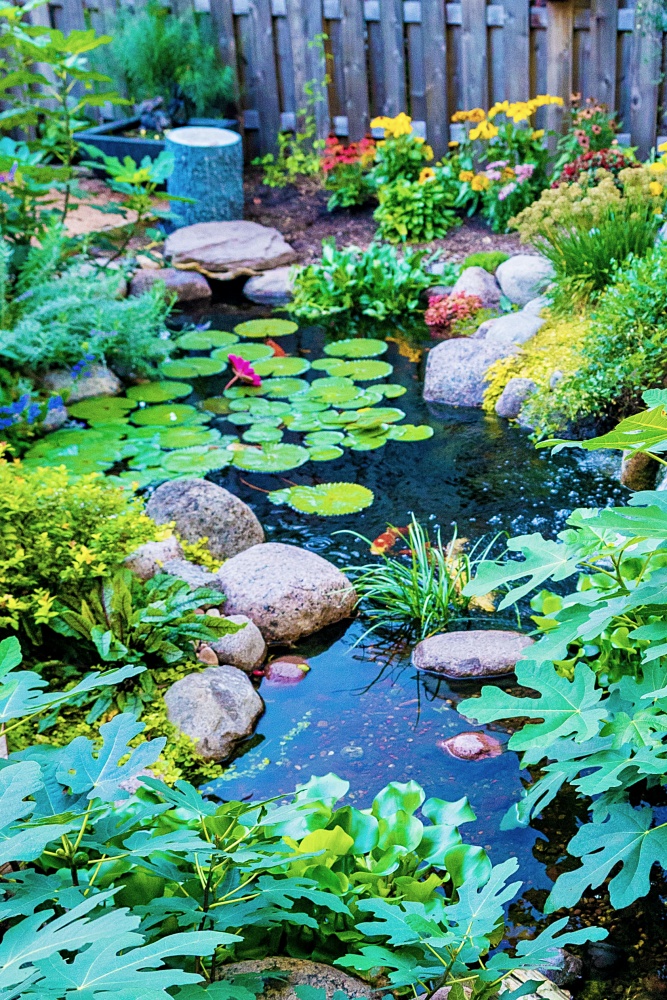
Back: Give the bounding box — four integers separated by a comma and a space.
165, 126, 243, 227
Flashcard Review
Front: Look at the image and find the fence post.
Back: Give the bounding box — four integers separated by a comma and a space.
248, 0, 281, 155
340, 0, 369, 139
502, 0, 530, 101
286, 0, 329, 140
629, 0, 662, 158
209, 0, 241, 108
421, 0, 449, 158
379, 0, 407, 116
545, 0, 573, 146
461, 0, 488, 111
589, 0, 618, 108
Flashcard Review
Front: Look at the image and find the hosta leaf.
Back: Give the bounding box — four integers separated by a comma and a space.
387, 424, 434, 442
232, 443, 310, 473
268, 483, 374, 515
68, 397, 136, 422
125, 381, 192, 403
253, 356, 310, 377
159, 357, 225, 378
459, 662, 606, 753
130, 404, 202, 427
212, 343, 275, 362
234, 318, 298, 338
324, 338, 388, 358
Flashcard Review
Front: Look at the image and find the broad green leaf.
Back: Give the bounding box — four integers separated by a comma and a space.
0, 762, 73, 866
234, 318, 298, 338
464, 533, 583, 609
324, 338, 388, 358
268, 483, 374, 515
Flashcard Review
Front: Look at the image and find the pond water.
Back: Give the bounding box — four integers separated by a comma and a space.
173, 307, 627, 904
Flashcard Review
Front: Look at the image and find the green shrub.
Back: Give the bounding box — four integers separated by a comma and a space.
373, 172, 460, 243
461, 250, 509, 272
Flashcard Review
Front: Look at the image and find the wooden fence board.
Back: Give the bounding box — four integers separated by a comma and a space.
503, 0, 530, 100
589, 0, 618, 106
339, 0, 369, 138
421, 0, 449, 158
209, 0, 241, 105
545, 0, 573, 144
629, 0, 662, 157
246, 0, 281, 154
406, 20, 426, 122
285, 0, 329, 138
379, 0, 407, 114
461, 0, 488, 110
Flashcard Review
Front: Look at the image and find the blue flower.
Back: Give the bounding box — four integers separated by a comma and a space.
47, 395, 64, 411
26, 403, 41, 425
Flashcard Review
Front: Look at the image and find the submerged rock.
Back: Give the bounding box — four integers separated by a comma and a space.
164, 220, 297, 279
412, 630, 534, 679
209, 614, 266, 672
216, 957, 380, 999
264, 654, 310, 684
450, 265, 501, 308
164, 664, 263, 761
213, 542, 357, 644
495, 377, 536, 419
243, 265, 295, 304
124, 536, 184, 581
146, 478, 264, 561
496, 254, 554, 306
129, 266, 212, 302
438, 731, 503, 760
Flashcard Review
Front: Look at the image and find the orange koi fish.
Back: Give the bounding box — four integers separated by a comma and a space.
370, 525, 410, 555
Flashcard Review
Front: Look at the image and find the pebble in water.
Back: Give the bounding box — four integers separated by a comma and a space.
438, 731, 503, 761
264, 655, 310, 685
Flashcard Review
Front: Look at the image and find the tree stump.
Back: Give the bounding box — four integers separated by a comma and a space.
165, 126, 243, 227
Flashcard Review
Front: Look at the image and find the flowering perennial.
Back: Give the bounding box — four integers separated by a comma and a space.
424, 291, 483, 337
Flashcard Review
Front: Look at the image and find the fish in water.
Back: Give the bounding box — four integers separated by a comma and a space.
370, 525, 410, 555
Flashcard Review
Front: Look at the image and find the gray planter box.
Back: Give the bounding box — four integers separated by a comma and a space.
75, 115, 237, 168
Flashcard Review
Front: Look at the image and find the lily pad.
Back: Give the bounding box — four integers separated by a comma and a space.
253, 356, 311, 377
200, 397, 231, 415
380, 383, 407, 399
351, 407, 405, 428
126, 381, 193, 403
242, 425, 284, 444
307, 446, 344, 461
232, 443, 310, 472
344, 432, 390, 450
234, 318, 298, 338
387, 424, 434, 442
111, 469, 163, 490
318, 411, 358, 426
227, 413, 282, 428
324, 338, 388, 358
127, 447, 165, 469
159, 357, 225, 378
282, 415, 324, 433
335, 389, 384, 409
158, 427, 224, 449
307, 377, 359, 405
161, 446, 233, 475
176, 330, 239, 350
212, 343, 275, 363
130, 403, 201, 426
68, 397, 136, 423
223, 385, 266, 399
339, 359, 394, 381
262, 377, 310, 399
310, 358, 348, 374
209, 330, 241, 348
268, 482, 374, 515
304, 430, 346, 447
289, 400, 328, 414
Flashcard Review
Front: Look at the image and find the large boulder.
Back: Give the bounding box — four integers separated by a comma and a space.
146, 479, 264, 561
42, 364, 121, 403
213, 542, 357, 643
129, 267, 212, 302
216, 958, 379, 999
496, 254, 554, 306
124, 536, 184, 581
162, 558, 223, 591
423, 338, 511, 407
450, 266, 501, 308
164, 665, 263, 761
209, 614, 266, 672
483, 311, 545, 347
412, 629, 534, 679
164, 220, 297, 280
243, 265, 295, 305
495, 377, 536, 419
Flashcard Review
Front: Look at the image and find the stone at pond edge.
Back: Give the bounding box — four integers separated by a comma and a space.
265, 654, 310, 684
124, 536, 184, 581
538, 948, 583, 988
243, 265, 295, 305
450, 265, 501, 308
496, 254, 554, 307
162, 557, 223, 591
129, 267, 212, 302
424, 338, 512, 407
212, 542, 357, 644
412, 629, 534, 679
621, 450, 659, 491
164, 664, 263, 761
216, 957, 380, 999
146, 479, 264, 561
495, 377, 536, 419
209, 613, 266, 672
164, 220, 297, 279
438, 731, 503, 760
42, 364, 121, 403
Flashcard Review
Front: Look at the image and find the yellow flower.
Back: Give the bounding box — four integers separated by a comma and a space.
469, 120, 499, 141
501, 166, 516, 181
448, 140, 460, 148
419, 167, 436, 183
659, 141, 667, 152
452, 107, 486, 124
459, 170, 474, 182
471, 173, 491, 191
649, 160, 667, 173
370, 112, 413, 137
531, 129, 545, 140
649, 180, 664, 197
423, 144, 434, 161
488, 100, 510, 120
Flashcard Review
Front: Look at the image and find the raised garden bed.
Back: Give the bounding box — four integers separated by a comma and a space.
75, 115, 237, 166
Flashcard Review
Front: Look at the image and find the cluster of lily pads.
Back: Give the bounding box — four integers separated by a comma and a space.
21, 318, 433, 511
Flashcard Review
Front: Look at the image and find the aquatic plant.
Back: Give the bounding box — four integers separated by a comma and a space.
268, 482, 374, 516
345, 517, 497, 639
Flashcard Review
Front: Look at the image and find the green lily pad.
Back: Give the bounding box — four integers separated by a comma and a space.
253, 356, 311, 377
130, 403, 200, 426
200, 397, 231, 414
242, 425, 284, 444
335, 389, 384, 409
380, 383, 407, 399
318, 411, 358, 426
268, 482, 374, 515
223, 385, 266, 399
248, 400, 292, 416
161, 446, 233, 475
307, 377, 359, 405
127, 447, 165, 469
289, 400, 328, 414
351, 407, 405, 428
126, 381, 193, 403
176, 330, 239, 351
344, 432, 390, 451
234, 318, 298, 338
158, 427, 223, 449
227, 413, 282, 428
232, 443, 310, 472
212, 343, 275, 362
111, 469, 163, 490
68, 397, 136, 423
307, 446, 344, 461
311, 358, 348, 374
159, 357, 225, 378
282, 415, 324, 433
387, 424, 434, 442
262, 377, 310, 399
324, 338, 388, 358
209, 330, 241, 348
339, 359, 394, 381
304, 430, 346, 447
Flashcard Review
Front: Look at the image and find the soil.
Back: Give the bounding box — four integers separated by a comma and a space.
243, 167, 530, 265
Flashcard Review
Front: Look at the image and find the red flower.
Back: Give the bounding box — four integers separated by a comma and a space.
424, 291, 482, 335
225, 354, 262, 390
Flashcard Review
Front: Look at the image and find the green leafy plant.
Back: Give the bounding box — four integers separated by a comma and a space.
462, 250, 510, 273
554, 95, 621, 175
268, 482, 374, 516
290, 240, 434, 321
0, 137, 69, 248
374, 170, 460, 243
369, 113, 434, 186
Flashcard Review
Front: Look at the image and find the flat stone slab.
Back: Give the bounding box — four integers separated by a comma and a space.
412, 629, 534, 679
164, 220, 297, 279
129, 267, 212, 302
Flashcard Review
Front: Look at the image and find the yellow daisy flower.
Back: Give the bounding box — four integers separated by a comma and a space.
419, 167, 436, 183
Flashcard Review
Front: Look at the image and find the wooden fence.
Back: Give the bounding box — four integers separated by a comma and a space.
43, 0, 667, 160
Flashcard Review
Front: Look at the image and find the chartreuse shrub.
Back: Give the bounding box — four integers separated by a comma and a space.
461, 250, 509, 273
460, 396, 667, 912
0, 632, 604, 998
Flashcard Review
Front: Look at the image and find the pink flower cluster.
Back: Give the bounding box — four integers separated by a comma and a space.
424, 291, 482, 337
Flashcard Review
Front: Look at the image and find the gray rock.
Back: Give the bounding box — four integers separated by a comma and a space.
213, 542, 357, 643
495, 377, 537, 419
146, 479, 264, 561
523, 294, 550, 316
243, 265, 295, 305
483, 311, 545, 347
164, 664, 264, 761
216, 958, 379, 999
42, 364, 122, 403
450, 266, 501, 308
424, 338, 514, 407
549, 369, 563, 389
124, 536, 184, 581
129, 267, 212, 302
164, 220, 297, 279
496, 254, 554, 306
538, 948, 583, 988
412, 629, 534, 679
621, 450, 659, 491
162, 558, 222, 591
41, 404, 68, 431
438, 731, 503, 760
209, 614, 266, 672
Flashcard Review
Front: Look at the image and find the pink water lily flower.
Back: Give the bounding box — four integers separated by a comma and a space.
225, 353, 262, 390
